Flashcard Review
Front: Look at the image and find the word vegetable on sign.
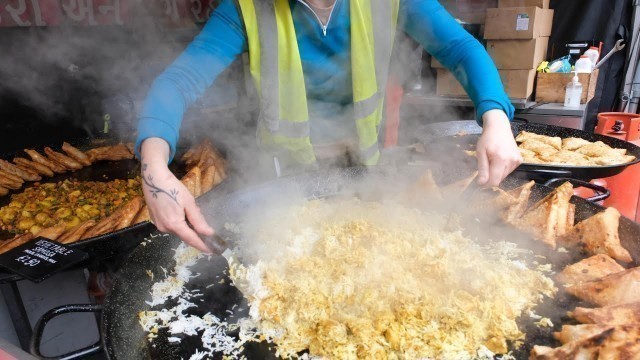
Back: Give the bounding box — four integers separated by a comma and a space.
0, 237, 89, 282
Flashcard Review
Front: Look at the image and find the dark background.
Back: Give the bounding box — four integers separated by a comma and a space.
548, 0, 633, 130
0, 0, 241, 154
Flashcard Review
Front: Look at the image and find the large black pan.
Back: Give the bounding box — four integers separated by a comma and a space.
0, 139, 189, 283
30, 167, 640, 360
413, 120, 640, 181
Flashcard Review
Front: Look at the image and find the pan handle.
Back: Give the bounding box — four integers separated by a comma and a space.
543, 178, 611, 203
30, 304, 103, 360
514, 168, 573, 178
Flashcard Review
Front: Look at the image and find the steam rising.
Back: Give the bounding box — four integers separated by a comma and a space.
1, 1, 480, 179
0, 3, 203, 135
225, 195, 558, 358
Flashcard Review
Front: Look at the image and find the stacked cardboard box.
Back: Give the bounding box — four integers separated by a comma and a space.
484, 0, 553, 99
433, 0, 553, 99
434, 0, 493, 97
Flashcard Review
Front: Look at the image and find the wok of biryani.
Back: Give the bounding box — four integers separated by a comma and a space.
228, 198, 557, 359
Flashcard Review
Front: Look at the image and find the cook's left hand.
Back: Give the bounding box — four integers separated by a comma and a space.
476, 110, 522, 187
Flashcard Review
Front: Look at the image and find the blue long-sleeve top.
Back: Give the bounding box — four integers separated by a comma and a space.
136, 0, 514, 161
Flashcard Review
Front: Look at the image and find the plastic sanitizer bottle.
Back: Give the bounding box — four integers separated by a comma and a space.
564, 71, 583, 108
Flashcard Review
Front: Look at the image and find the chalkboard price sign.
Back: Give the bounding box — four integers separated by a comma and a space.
0, 237, 89, 283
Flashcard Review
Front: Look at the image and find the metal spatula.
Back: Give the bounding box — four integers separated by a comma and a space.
202, 234, 230, 255
443, 176, 481, 231
187, 220, 231, 255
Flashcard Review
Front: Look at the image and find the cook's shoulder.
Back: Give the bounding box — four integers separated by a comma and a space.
200, 0, 247, 42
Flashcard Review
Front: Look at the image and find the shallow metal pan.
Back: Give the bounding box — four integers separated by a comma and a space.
0, 139, 188, 283
414, 120, 640, 181
30, 167, 640, 360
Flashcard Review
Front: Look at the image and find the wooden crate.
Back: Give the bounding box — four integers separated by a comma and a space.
535, 70, 599, 104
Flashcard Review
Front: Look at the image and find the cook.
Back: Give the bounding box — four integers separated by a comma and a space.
136, 0, 522, 252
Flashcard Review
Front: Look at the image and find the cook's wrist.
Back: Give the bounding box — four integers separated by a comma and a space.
140, 137, 170, 165
482, 109, 510, 129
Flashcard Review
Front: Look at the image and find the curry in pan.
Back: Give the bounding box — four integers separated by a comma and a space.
0, 140, 226, 254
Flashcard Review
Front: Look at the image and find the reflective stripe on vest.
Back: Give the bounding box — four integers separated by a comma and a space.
238, 0, 399, 165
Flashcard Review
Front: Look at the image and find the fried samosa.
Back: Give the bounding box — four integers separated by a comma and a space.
531, 326, 640, 360
58, 220, 96, 244
566, 267, 640, 307
562, 137, 592, 151
567, 203, 575, 230
0, 173, 23, 190
0, 233, 35, 254
516, 131, 562, 150
589, 154, 636, 166
574, 141, 612, 157
556, 254, 625, 286
540, 150, 592, 166
132, 206, 151, 224
115, 197, 144, 231
513, 182, 573, 248
44, 147, 83, 170
569, 302, 640, 325
181, 166, 202, 198
85, 143, 133, 162
559, 207, 632, 263
503, 180, 535, 223
35, 222, 68, 241
24, 149, 65, 173
13, 157, 54, 177
519, 139, 558, 157
62, 142, 92, 166
0, 159, 41, 181
553, 324, 615, 345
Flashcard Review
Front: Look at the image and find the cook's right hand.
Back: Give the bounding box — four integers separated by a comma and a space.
140, 138, 214, 253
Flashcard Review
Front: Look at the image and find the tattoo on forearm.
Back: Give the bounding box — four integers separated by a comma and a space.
142, 163, 179, 204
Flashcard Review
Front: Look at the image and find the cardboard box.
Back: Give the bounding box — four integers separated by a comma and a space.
436, 69, 468, 97
536, 70, 599, 104
499, 69, 536, 99
485, 7, 554, 40
487, 37, 549, 69
436, 69, 535, 99
498, 0, 550, 8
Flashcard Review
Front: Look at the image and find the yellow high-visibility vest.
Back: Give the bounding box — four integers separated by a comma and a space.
237, 0, 399, 165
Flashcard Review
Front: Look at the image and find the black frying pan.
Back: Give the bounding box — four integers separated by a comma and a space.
413, 120, 640, 181
0, 139, 189, 283
30, 167, 640, 360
